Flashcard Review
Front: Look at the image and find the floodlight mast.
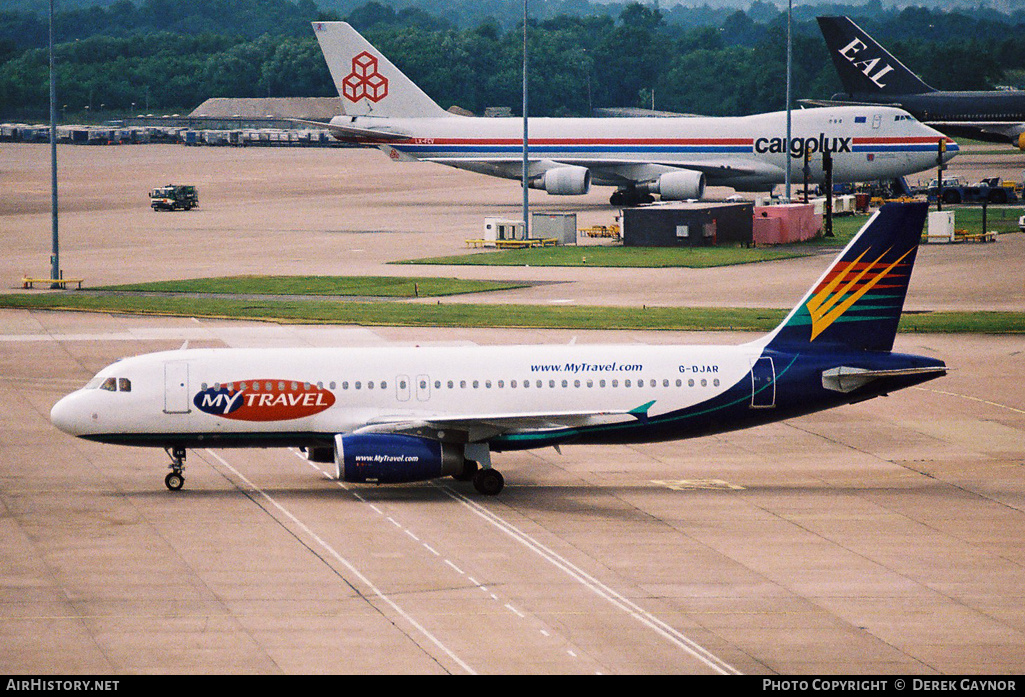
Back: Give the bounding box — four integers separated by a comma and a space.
784, 0, 793, 203
49, 0, 62, 287
521, 0, 530, 238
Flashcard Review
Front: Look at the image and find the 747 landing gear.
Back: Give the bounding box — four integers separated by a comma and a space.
164, 447, 186, 491
610, 187, 654, 207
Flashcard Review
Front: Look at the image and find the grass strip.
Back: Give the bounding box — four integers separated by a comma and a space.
397, 245, 814, 268
1, 292, 1021, 334
94, 275, 529, 297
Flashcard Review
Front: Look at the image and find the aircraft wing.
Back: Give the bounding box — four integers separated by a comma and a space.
921, 121, 1025, 146
420, 156, 782, 184
351, 403, 656, 442
798, 98, 904, 108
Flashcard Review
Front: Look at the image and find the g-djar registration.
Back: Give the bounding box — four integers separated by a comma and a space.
52, 203, 946, 495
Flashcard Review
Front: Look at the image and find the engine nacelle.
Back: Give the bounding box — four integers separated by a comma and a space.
643, 170, 706, 200
531, 166, 591, 195
1017, 131, 1025, 152
334, 434, 464, 484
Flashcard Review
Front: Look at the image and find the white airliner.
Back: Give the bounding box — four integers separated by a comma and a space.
305, 21, 958, 205
51, 203, 946, 496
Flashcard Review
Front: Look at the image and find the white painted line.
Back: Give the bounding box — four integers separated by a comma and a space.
205, 449, 476, 675
440, 484, 742, 675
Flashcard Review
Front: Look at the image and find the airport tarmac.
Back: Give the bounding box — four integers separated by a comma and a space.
2, 142, 1025, 312
1, 141, 1024, 675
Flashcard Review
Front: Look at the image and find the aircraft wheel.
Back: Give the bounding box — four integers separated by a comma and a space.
472, 468, 504, 496
165, 472, 184, 491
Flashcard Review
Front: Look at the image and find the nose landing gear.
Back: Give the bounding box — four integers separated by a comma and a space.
164, 447, 186, 491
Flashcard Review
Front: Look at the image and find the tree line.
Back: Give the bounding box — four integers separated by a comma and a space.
2, 0, 1024, 121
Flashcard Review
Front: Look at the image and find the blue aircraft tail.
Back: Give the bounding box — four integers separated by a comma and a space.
764, 202, 928, 353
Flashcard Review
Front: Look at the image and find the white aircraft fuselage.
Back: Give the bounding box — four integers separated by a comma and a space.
342, 106, 956, 191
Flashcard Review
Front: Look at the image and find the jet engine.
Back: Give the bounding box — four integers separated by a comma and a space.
1018, 131, 1025, 151
642, 170, 706, 200
334, 433, 465, 484
531, 166, 591, 195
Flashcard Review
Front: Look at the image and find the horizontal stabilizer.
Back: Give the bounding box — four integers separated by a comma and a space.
289, 118, 410, 141
822, 365, 947, 393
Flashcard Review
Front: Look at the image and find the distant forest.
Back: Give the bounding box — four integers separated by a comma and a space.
2, 0, 1025, 119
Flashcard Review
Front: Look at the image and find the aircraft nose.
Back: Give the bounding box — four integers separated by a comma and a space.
51, 392, 91, 436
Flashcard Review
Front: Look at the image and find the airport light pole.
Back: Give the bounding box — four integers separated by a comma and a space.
521, 0, 530, 238
784, 0, 792, 203
49, 0, 61, 287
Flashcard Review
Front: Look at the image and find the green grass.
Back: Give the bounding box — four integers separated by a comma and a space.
398, 244, 814, 268
95, 275, 529, 298
1, 292, 1021, 334
949, 207, 1023, 234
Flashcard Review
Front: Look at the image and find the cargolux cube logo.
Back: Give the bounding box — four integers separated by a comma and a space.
194, 379, 335, 422
342, 51, 389, 103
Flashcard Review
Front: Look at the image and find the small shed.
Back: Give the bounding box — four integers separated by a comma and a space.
622, 202, 753, 247
531, 212, 577, 245
483, 218, 526, 245
752, 203, 822, 245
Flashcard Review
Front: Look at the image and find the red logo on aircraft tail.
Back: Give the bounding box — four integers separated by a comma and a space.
194, 380, 335, 421
342, 51, 389, 103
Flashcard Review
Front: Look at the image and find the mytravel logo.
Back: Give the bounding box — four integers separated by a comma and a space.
194, 379, 335, 421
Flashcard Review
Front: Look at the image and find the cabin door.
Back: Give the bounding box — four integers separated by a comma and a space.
163, 361, 191, 414
750, 357, 776, 409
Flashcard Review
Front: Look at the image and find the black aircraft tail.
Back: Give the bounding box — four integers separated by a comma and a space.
817, 16, 936, 97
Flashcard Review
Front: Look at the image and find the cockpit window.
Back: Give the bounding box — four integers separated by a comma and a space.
91, 376, 131, 392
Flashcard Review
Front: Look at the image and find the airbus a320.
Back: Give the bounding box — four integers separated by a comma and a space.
52, 203, 946, 496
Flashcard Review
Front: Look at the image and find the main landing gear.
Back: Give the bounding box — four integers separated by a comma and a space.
164, 447, 186, 491
610, 187, 654, 207
453, 458, 505, 496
